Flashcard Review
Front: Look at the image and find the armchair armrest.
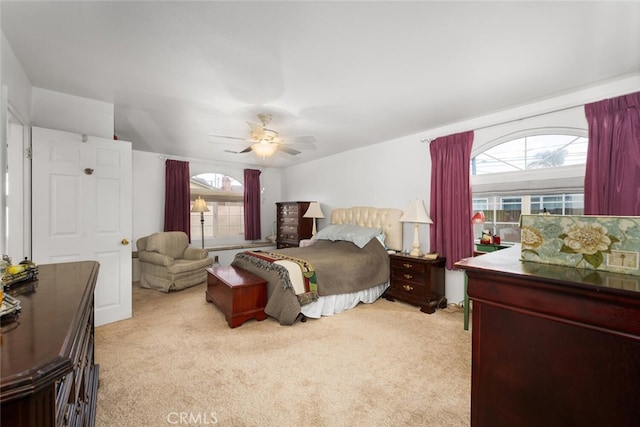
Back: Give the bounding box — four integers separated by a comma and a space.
139, 251, 175, 266
183, 247, 209, 260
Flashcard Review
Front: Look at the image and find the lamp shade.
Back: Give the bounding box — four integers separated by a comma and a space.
303, 202, 325, 219
191, 196, 210, 213
400, 200, 433, 224
471, 211, 485, 224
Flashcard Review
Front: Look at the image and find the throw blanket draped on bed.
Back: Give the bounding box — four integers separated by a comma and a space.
235, 251, 319, 305
272, 239, 390, 296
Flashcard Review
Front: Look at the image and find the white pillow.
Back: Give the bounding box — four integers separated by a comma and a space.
314, 224, 383, 248
375, 232, 387, 249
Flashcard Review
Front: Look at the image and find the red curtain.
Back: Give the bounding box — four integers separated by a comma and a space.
429, 131, 475, 270
244, 169, 262, 240
584, 92, 640, 215
164, 159, 191, 239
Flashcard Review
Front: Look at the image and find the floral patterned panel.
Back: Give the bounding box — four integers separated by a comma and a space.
520, 214, 640, 276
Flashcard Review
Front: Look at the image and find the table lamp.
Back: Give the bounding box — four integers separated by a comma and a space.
191, 196, 209, 249
471, 211, 486, 240
400, 200, 433, 256
303, 202, 325, 236
471, 211, 485, 225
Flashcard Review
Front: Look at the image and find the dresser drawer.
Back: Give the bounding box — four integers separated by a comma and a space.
279, 216, 299, 225
278, 205, 299, 216
277, 242, 299, 249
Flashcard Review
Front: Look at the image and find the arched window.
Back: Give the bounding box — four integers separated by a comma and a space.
190, 173, 244, 243
471, 132, 587, 243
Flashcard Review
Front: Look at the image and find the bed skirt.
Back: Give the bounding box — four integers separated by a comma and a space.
300, 281, 389, 318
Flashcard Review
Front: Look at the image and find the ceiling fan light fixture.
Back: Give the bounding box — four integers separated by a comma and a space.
251, 142, 277, 158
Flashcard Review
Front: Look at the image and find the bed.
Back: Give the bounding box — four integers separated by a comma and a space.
231, 206, 403, 325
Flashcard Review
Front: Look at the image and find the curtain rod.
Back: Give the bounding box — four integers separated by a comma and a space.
420, 103, 583, 143
158, 154, 261, 169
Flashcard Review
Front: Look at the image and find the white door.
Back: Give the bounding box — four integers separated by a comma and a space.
32, 127, 132, 327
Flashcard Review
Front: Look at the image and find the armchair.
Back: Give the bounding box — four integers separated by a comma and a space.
137, 231, 213, 292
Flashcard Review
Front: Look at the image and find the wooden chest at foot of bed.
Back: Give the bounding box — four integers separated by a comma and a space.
206, 266, 268, 328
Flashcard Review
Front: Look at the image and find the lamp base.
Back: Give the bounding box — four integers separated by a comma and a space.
200, 214, 205, 249
409, 223, 422, 257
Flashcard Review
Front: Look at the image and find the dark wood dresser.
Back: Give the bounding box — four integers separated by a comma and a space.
276, 201, 313, 249
386, 253, 446, 313
456, 246, 640, 426
1, 261, 100, 427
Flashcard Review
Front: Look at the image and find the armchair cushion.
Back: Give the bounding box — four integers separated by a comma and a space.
137, 231, 213, 292
146, 231, 189, 259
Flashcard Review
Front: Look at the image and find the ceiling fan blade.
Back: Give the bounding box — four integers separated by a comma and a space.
277, 145, 301, 155
223, 145, 253, 154
280, 135, 316, 144
246, 121, 263, 132
208, 134, 251, 142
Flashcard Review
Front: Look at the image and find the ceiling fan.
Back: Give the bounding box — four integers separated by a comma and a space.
209, 113, 316, 158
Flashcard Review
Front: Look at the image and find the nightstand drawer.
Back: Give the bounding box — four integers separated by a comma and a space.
389, 280, 427, 303
390, 258, 427, 274
391, 269, 425, 284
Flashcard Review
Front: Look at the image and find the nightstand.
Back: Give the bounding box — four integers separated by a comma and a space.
386, 253, 446, 314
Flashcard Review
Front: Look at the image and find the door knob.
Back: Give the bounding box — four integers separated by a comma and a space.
121, 238, 130, 245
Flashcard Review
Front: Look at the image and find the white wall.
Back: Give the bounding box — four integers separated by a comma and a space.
2, 32, 32, 260
32, 88, 114, 139
132, 151, 166, 241
1, 32, 32, 122
281, 75, 640, 307
283, 134, 433, 250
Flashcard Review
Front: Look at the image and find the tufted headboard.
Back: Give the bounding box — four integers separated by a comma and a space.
330, 206, 403, 251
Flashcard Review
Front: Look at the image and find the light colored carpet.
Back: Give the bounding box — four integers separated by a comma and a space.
95, 283, 471, 426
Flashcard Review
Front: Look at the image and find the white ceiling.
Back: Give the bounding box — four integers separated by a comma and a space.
2, 1, 640, 168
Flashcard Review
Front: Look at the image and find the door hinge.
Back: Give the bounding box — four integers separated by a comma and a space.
25, 147, 32, 159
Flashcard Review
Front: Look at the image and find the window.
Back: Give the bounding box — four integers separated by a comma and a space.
472, 134, 588, 175
472, 133, 587, 243
190, 173, 244, 243
473, 194, 584, 242
531, 194, 584, 215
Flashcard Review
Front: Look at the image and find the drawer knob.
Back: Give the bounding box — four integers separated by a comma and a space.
403, 274, 413, 280
403, 284, 413, 292
402, 263, 413, 269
